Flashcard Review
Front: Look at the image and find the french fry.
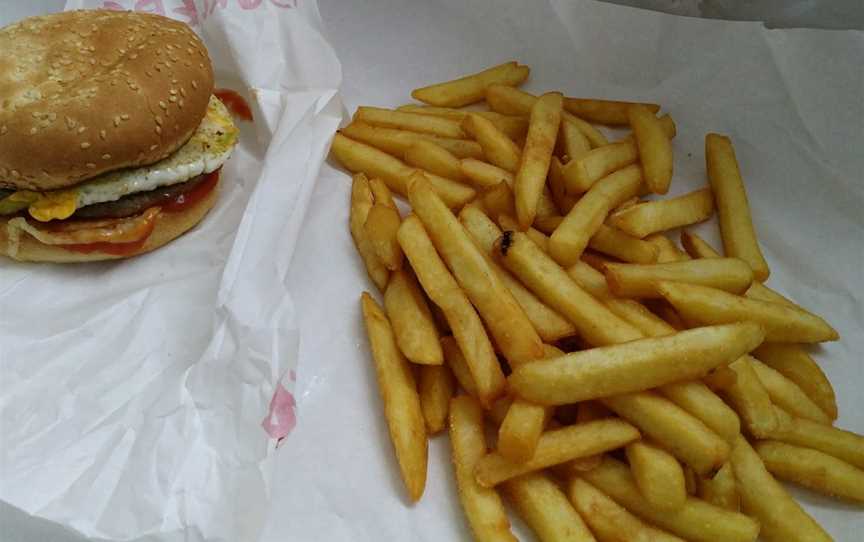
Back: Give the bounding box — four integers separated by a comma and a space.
749, 358, 832, 424
549, 164, 644, 266
579, 456, 760, 542
624, 113, 677, 141
349, 173, 390, 290
548, 157, 579, 214
360, 293, 428, 501
463, 113, 523, 173
568, 477, 685, 542
475, 419, 640, 487
755, 440, 864, 503
558, 117, 591, 162
533, 215, 563, 235
608, 188, 715, 238
723, 356, 779, 438
409, 176, 544, 366
341, 121, 484, 159
657, 281, 838, 343
397, 106, 528, 140
494, 231, 643, 346
589, 224, 659, 264
441, 336, 478, 398
566, 260, 611, 298
628, 104, 673, 194
404, 140, 468, 183
626, 441, 688, 512
497, 400, 551, 463
562, 402, 612, 473
503, 473, 596, 542
485, 84, 608, 147
398, 216, 505, 407
384, 269, 443, 365
331, 133, 476, 208
768, 407, 864, 470
480, 181, 516, 220
458, 206, 575, 342
705, 134, 770, 281
646, 233, 689, 263
658, 380, 741, 444
602, 392, 730, 475
683, 465, 698, 495
364, 203, 403, 270
461, 158, 514, 189
604, 258, 754, 298
515, 92, 562, 229
680, 229, 722, 259
605, 298, 677, 338
420, 364, 455, 434
448, 395, 518, 542
488, 396, 514, 427
753, 343, 837, 420
355, 106, 466, 138
498, 214, 550, 252
698, 462, 739, 511
561, 141, 638, 194
510, 322, 764, 405
563, 97, 661, 126
412, 61, 529, 108
729, 435, 831, 542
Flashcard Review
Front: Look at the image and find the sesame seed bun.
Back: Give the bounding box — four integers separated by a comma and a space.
0, 179, 219, 263
0, 10, 214, 192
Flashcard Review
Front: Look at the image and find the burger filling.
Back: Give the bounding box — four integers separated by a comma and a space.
1, 95, 238, 252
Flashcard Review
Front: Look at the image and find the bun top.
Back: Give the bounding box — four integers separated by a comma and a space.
0, 10, 215, 191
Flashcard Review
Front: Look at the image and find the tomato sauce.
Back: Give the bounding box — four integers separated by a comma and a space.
63, 220, 156, 256
214, 88, 253, 122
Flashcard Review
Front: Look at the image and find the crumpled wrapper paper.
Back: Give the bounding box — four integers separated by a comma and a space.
0, 1, 342, 541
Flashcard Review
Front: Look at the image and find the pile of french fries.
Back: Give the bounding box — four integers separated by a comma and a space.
335, 61, 862, 542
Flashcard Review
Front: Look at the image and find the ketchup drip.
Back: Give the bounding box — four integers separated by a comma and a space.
214, 88, 253, 122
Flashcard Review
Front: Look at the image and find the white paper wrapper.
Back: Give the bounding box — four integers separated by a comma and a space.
262, 0, 863, 540
0, 1, 342, 541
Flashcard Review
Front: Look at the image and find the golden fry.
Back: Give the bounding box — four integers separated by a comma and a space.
497, 400, 551, 463
657, 281, 838, 343
646, 233, 689, 263
729, 435, 831, 542
360, 293, 427, 501
419, 364, 455, 434
626, 440, 687, 512
398, 216, 505, 407
364, 203, 403, 270
384, 269, 442, 365
604, 258, 754, 298
698, 462, 739, 511
723, 356, 779, 438
349, 173, 390, 290
564, 97, 661, 126
768, 407, 864, 470
463, 113, 523, 173
753, 343, 837, 420
355, 106, 466, 138
705, 134, 770, 281
404, 139, 468, 182
475, 419, 640, 487
560, 141, 638, 194
515, 92, 562, 229
448, 395, 518, 541
460, 158, 514, 189
503, 473, 596, 542
412, 61, 529, 107
509, 323, 764, 405
658, 380, 741, 444
608, 188, 714, 238
628, 104, 672, 194
589, 224, 658, 264
342, 121, 483, 159
755, 440, 864, 503
549, 164, 643, 266
749, 358, 831, 424
579, 456, 760, 542
602, 391, 731, 475
441, 336, 478, 398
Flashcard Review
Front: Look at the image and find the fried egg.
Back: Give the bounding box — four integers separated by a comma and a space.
1, 95, 238, 222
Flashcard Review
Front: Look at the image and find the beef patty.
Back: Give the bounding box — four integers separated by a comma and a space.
73, 173, 209, 219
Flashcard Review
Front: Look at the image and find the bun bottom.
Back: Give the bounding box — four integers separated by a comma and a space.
0, 181, 219, 263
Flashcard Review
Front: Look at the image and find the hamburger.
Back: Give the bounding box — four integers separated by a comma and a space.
0, 10, 238, 262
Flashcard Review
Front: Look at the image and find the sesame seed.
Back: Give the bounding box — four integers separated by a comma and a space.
86, 163, 96, 169
155, 116, 163, 125
0, 126, 6, 135
100, 130, 107, 140
155, 126, 162, 134
114, 117, 121, 127
150, 144, 158, 151
159, 101, 167, 109
102, 154, 111, 160
121, 114, 130, 120
80, 142, 91, 149
169, 96, 177, 103
145, 71, 152, 77
179, 87, 186, 97
169, 89, 177, 95
11, 170, 20, 178
30, 128, 38, 135
191, 81, 198, 89
78, 127, 86, 134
